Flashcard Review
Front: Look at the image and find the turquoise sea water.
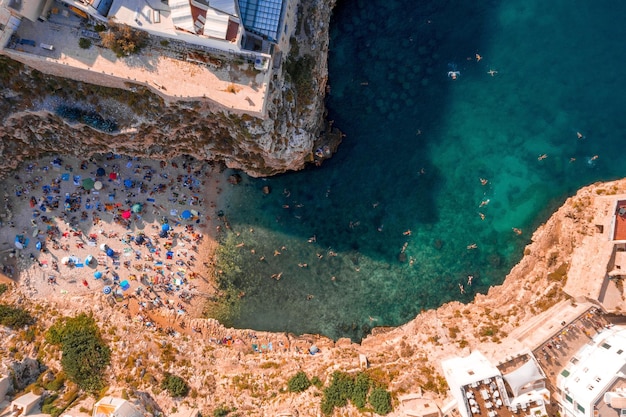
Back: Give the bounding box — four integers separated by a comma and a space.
217, 0, 626, 340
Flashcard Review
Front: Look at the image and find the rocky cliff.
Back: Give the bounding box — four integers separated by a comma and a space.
0, 0, 341, 178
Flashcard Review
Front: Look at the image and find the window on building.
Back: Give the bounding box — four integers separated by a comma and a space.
577, 404, 586, 413
595, 376, 601, 383
565, 394, 573, 403
561, 370, 571, 377
618, 349, 624, 355
602, 343, 611, 350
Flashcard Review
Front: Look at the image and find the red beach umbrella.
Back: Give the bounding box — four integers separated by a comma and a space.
109, 172, 118, 180
122, 210, 131, 219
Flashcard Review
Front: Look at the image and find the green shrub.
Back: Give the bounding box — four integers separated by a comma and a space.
321, 372, 354, 415
161, 373, 189, 397
160, 39, 170, 46
287, 371, 311, 393
311, 376, 322, 388
78, 38, 91, 49
94, 23, 106, 32
213, 405, 235, 417
369, 387, 392, 415
100, 23, 148, 57
0, 303, 34, 328
351, 372, 371, 409
45, 313, 110, 393
0, 283, 8, 295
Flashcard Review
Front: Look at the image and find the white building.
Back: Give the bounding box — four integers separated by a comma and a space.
556, 325, 626, 417
93, 396, 142, 417
442, 351, 507, 417
9, 392, 41, 416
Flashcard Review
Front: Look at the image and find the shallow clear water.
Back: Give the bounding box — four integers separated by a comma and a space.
216, 0, 626, 340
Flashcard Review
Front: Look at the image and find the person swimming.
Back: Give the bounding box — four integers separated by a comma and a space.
447, 63, 461, 80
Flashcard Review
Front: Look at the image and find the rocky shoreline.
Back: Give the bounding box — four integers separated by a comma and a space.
2, 177, 624, 416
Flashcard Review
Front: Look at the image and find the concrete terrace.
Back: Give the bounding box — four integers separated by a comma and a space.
3, 1, 271, 115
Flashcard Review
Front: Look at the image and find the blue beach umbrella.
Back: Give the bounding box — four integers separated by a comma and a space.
96, 167, 106, 177
94, 271, 103, 279
36, 241, 42, 251
181, 210, 192, 220
161, 223, 170, 232
124, 179, 133, 188
106, 248, 115, 257
103, 286, 112, 294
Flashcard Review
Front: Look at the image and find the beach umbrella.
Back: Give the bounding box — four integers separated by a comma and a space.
181, 210, 192, 220
103, 286, 112, 295
96, 167, 106, 177
121, 210, 131, 219
109, 172, 118, 180
161, 223, 170, 232
159, 230, 168, 238
82, 178, 95, 190
61, 256, 70, 265
131, 203, 142, 213
100, 243, 108, 252
36, 241, 42, 251
14, 237, 23, 250
94, 271, 103, 279
309, 345, 319, 355
85, 254, 94, 265
106, 248, 115, 257
120, 280, 130, 291
94, 181, 103, 190
124, 179, 133, 188
191, 210, 199, 217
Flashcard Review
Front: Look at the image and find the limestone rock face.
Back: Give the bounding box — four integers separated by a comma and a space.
10, 357, 43, 390
0, 0, 340, 178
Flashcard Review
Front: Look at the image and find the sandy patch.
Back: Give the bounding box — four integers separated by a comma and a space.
0, 153, 233, 323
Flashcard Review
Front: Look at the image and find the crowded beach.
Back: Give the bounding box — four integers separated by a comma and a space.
0, 153, 229, 326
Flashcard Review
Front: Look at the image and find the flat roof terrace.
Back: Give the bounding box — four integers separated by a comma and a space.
4, 2, 270, 115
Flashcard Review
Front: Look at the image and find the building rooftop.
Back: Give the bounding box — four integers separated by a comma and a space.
2, 0, 271, 114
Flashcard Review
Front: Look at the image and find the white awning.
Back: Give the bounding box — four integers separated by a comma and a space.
170, 0, 194, 32
503, 359, 544, 397
202, 8, 229, 39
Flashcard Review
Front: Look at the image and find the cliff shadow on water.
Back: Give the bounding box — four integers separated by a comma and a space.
212, 0, 504, 341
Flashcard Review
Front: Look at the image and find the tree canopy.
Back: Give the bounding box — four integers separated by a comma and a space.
45, 313, 110, 393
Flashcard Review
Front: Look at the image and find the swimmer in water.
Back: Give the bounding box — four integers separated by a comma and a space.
475, 53, 482, 62
479, 199, 490, 208
478, 212, 485, 220
577, 131, 584, 139
570, 158, 576, 163
403, 230, 412, 236
459, 283, 465, 294
467, 275, 473, 286
467, 243, 478, 250
538, 154, 548, 161
513, 227, 522, 235
480, 178, 488, 186
448, 70, 461, 80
